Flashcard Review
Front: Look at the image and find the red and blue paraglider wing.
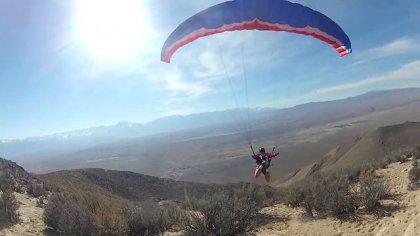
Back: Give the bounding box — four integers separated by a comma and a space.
161, 0, 351, 63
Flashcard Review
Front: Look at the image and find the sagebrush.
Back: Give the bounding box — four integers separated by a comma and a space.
408, 159, 420, 190
44, 192, 96, 235
0, 189, 20, 224
182, 185, 265, 236
285, 167, 387, 218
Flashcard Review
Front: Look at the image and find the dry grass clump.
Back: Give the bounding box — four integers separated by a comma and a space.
44, 187, 264, 236
0, 171, 20, 225
43, 191, 190, 235
43, 192, 97, 235
125, 209, 161, 235
358, 170, 388, 211
285, 171, 357, 217
284, 167, 388, 218
181, 185, 266, 236
44, 191, 135, 235
408, 159, 420, 190
385, 146, 420, 164
123, 201, 190, 235
0, 189, 20, 225
27, 179, 46, 198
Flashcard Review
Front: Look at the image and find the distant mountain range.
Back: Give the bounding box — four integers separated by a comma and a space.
2, 88, 419, 158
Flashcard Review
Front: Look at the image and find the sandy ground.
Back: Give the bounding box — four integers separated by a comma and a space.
0, 193, 47, 236
254, 160, 420, 236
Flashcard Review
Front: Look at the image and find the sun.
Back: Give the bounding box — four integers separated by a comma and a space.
75, 0, 150, 60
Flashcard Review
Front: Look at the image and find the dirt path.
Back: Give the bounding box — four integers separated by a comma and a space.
0, 193, 47, 236
255, 161, 420, 236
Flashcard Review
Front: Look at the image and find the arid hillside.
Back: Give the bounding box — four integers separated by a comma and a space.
37, 168, 235, 211
1, 158, 247, 235
280, 122, 420, 186
1, 148, 420, 235
1, 121, 420, 235
0, 157, 47, 235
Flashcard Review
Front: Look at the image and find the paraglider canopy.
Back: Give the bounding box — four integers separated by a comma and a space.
161, 0, 351, 63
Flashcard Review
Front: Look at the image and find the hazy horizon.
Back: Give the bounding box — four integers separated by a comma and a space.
1, 87, 418, 140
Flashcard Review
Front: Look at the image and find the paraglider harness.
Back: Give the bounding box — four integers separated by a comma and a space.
251, 146, 276, 175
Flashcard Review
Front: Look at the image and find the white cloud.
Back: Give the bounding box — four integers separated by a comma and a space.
157, 108, 193, 117
150, 29, 316, 107
316, 60, 420, 94
176, 30, 303, 81
271, 60, 420, 107
192, 48, 236, 79
162, 67, 212, 101
351, 37, 420, 66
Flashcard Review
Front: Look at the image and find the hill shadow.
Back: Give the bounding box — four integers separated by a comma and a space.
0, 220, 12, 231
337, 201, 406, 223
371, 203, 406, 219
42, 228, 58, 236
0, 214, 22, 232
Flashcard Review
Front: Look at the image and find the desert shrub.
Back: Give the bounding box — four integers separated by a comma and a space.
183, 185, 265, 236
58, 206, 96, 236
408, 159, 420, 190
14, 182, 25, 194
284, 185, 304, 208
385, 152, 405, 164
286, 165, 390, 217
414, 152, 420, 160
0, 189, 20, 224
125, 207, 163, 236
27, 180, 45, 198
414, 146, 420, 159
358, 171, 388, 211
385, 155, 397, 164
0, 172, 15, 192
44, 192, 97, 235
397, 155, 408, 163
379, 160, 388, 169
96, 215, 129, 236
408, 146, 420, 160
263, 187, 286, 206
120, 202, 187, 236
300, 184, 316, 216
309, 172, 357, 216
401, 147, 420, 160
36, 195, 46, 208
386, 154, 408, 164
386, 147, 420, 164
43, 192, 65, 229
284, 179, 319, 216
158, 202, 186, 230
286, 170, 360, 217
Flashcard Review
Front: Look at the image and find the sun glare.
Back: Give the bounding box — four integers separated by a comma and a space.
75, 0, 150, 60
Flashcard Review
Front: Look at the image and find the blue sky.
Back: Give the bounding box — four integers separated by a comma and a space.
0, 0, 419, 139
